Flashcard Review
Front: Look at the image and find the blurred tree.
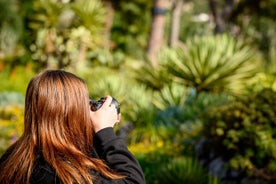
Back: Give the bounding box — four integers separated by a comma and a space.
0, 0, 23, 57
208, 0, 237, 34
146, 0, 169, 67
102, 0, 115, 49
229, 0, 276, 64
231, 0, 276, 19
169, 0, 184, 48
110, 0, 153, 58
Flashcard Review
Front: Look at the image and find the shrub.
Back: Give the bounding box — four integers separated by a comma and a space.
132, 60, 173, 91
129, 138, 184, 184
154, 90, 231, 146
201, 88, 276, 181
162, 34, 262, 94
132, 142, 220, 184
157, 156, 219, 184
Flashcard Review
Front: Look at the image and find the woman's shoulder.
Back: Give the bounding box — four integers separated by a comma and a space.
31, 156, 125, 184
89, 170, 125, 184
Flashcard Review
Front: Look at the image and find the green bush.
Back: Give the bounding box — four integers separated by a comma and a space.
130, 140, 221, 184
157, 157, 219, 184
161, 34, 262, 94
154, 90, 231, 141
129, 135, 184, 184
202, 88, 276, 181
0, 91, 25, 155
132, 60, 173, 91
135, 147, 220, 184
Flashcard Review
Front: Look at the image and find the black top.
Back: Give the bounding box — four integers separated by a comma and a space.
0, 128, 146, 184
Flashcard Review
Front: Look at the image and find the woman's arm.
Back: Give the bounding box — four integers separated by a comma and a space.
90, 96, 145, 184
93, 127, 145, 184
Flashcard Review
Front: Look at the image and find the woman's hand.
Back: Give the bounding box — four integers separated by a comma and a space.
90, 96, 121, 133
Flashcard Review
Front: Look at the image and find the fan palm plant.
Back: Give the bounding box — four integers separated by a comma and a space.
157, 156, 219, 184
162, 34, 262, 94
152, 83, 189, 110
132, 59, 172, 91
71, 0, 106, 35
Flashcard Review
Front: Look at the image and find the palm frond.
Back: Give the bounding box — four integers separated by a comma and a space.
163, 35, 262, 94
71, 0, 106, 33
153, 83, 189, 110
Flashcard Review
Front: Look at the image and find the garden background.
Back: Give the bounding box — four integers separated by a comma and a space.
0, 0, 276, 183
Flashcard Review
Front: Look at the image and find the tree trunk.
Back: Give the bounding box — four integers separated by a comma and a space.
103, 0, 114, 49
209, 0, 236, 34
146, 0, 168, 67
209, 0, 223, 33
169, 0, 183, 48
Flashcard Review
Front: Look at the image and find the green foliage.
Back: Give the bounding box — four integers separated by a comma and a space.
71, 0, 106, 34
0, 91, 25, 156
152, 83, 189, 110
132, 61, 172, 91
153, 91, 231, 156
0, 105, 24, 156
81, 66, 156, 132
129, 137, 186, 184
24, 0, 107, 70
239, 17, 276, 64
111, 0, 152, 58
1, 1, 275, 182
154, 88, 231, 127
157, 157, 219, 184
123, 84, 155, 126
88, 49, 127, 69
162, 34, 262, 94
27, 0, 64, 29
0, 0, 23, 55
230, 0, 276, 64
249, 72, 276, 92
202, 88, 276, 180
0, 66, 35, 94
133, 141, 220, 184
177, 1, 213, 42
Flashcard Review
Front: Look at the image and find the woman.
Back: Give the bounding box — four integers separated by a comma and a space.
0, 70, 145, 184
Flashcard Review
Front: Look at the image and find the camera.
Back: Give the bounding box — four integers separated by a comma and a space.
89, 97, 120, 114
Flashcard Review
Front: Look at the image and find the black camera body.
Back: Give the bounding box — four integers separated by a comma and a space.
90, 97, 120, 114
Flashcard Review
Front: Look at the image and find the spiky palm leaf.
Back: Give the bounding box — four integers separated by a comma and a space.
133, 60, 172, 91
71, 0, 106, 37
163, 35, 262, 94
158, 156, 211, 184
152, 83, 189, 110
27, 0, 64, 30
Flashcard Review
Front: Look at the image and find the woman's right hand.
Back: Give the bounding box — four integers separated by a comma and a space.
90, 96, 120, 133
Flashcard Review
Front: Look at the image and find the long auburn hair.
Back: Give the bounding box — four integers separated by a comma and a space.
0, 70, 123, 184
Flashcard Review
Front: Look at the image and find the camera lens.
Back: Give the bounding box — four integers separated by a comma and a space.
89, 97, 120, 114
